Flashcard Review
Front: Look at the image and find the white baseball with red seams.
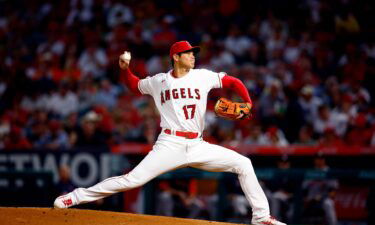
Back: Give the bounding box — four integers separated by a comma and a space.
120, 51, 131, 62
53, 41, 286, 225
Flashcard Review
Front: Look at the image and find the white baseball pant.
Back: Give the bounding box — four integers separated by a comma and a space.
72, 132, 270, 218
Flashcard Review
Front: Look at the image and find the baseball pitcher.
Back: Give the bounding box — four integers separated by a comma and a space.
54, 41, 286, 225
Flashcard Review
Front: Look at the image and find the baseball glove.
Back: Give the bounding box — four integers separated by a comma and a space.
214, 98, 252, 120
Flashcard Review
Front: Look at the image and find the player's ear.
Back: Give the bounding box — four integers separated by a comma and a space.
172, 54, 179, 63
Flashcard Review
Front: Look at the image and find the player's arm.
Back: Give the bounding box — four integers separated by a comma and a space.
221, 75, 252, 108
119, 52, 142, 95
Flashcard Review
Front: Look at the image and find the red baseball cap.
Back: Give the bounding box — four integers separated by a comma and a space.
169, 41, 200, 59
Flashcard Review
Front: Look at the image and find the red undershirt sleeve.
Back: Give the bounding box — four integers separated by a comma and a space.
121, 68, 142, 95
221, 75, 252, 105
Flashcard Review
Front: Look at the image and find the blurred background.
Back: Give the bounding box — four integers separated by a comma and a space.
0, 0, 374, 224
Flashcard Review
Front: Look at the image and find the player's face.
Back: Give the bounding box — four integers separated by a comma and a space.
178, 51, 195, 69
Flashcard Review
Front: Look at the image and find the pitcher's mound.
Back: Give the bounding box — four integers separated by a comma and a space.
0, 207, 244, 225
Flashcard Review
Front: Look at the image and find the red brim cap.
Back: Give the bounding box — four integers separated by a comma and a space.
170, 41, 200, 59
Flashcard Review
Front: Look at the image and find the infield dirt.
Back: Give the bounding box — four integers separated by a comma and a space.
0, 207, 244, 225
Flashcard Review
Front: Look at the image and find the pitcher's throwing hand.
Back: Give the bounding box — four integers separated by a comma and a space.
119, 51, 131, 70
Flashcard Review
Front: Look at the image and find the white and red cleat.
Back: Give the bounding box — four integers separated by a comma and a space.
53, 193, 76, 209
252, 216, 286, 225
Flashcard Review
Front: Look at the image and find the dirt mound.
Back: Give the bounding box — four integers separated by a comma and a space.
0, 207, 244, 225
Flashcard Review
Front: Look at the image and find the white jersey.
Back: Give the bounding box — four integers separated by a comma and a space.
138, 68, 226, 133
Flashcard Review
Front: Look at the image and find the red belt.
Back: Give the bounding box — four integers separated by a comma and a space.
164, 129, 199, 139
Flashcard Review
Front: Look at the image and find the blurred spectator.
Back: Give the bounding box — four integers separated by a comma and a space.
243, 124, 265, 145
146, 53, 170, 75
61, 46, 82, 82
346, 113, 373, 146
298, 85, 322, 124
318, 127, 344, 147
26, 110, 49, 146
77, 77, 97, 112
269, 155, 295, 223
224, 176, 251, 223
66, 0, 94, 26
78, 43, 109, 79
156, 179, 204, 219
20, 91, 48, 112
55, 165, 75, 196
347, 81, 371, 112
48, 83, 79, 118
224, 25, 253, 63
152, 15, 177, 50
93, 79, 121, 109
302, 153, 339, 225
283, 37, 301, 64
92, 105, 115, 134
258, 79, 287, 127
330, 94, 357, 136
261, 126, 289, 147
74, 111, 107, 148
107, 1, 134, 28
34, 120, 70, 150
3, 126, 32, 150
296, 125, 316, 145
264, 22, 287, 58
313, 105, 335, 136
137, 117, 158, 144
208, 43, 236, 70
63, 112, 80, 147
339, 45, 367, 85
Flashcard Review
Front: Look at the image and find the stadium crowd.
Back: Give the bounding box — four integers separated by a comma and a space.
0, 0, 374, 150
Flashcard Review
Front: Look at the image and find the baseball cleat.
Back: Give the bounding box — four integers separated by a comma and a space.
251, 216, 286, 225
53, 193, 76, 208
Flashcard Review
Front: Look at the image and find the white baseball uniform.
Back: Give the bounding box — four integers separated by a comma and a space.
70, 68, 270, 219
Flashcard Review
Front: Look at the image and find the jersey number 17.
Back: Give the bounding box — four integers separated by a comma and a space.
182, 104, 196, 120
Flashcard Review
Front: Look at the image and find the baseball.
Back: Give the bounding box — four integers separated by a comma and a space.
120, 51, 131, 62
